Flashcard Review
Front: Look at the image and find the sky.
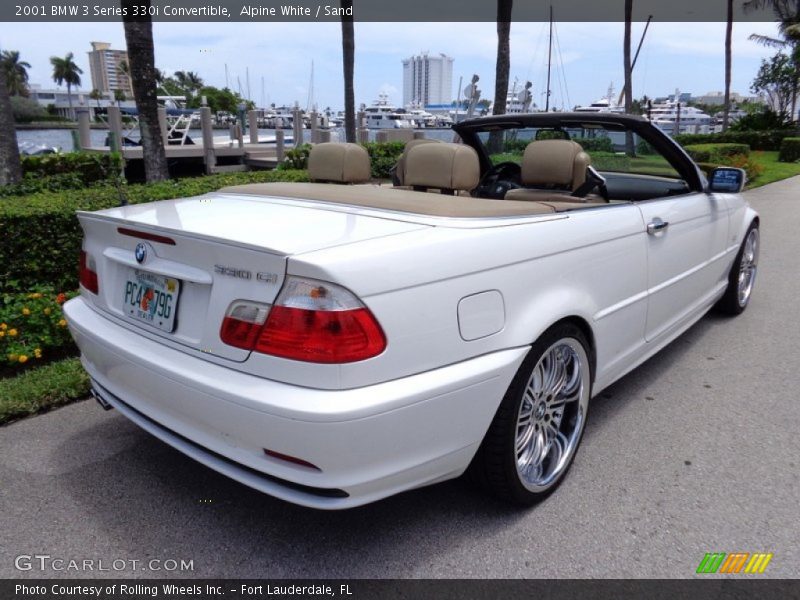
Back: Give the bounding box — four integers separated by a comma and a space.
0, 19, 786, 111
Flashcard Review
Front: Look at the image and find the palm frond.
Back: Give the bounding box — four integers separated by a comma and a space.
749, 33, 790, 48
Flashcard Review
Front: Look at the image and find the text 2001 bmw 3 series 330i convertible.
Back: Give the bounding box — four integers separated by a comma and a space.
65, 113, 759, 509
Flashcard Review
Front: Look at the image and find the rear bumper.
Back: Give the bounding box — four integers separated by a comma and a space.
65, 297, 527, 509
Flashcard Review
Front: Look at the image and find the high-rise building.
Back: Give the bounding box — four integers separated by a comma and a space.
87, 41, 132, 95
402, 53, 454, 107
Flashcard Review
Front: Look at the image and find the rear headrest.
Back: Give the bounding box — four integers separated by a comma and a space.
520, 139, 590, 191
404, 142, 480, 192
393, 138, 443, 186
308, 143, 371, 184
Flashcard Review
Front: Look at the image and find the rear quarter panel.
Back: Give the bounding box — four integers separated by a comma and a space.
287, 205, 649, 391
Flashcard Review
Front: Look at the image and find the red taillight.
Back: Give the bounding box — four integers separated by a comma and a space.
79, 250, 99, 294
256, 305, 386, 363
219, 277, 386, 364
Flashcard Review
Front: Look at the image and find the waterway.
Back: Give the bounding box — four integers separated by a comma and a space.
16, 127, 455, 153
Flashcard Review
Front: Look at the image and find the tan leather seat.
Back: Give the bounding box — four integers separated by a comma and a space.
403, 142, 480, 195
393, 138, 443, 186
308, 142, 371, 184
505, 139, 595, 202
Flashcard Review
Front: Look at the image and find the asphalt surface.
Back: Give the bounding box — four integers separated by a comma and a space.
1, 178, 799, 579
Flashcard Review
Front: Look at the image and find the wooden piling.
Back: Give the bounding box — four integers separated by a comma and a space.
157, 107, 168, 146
77, 108, 91, 149
310, 111, 318, 143
199, 107, 216, 174
248, 110, 259, 144
275, 129, 285, 162
107, 106, 123, 152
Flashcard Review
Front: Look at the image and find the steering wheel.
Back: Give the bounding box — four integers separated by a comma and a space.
475, 161, 522, 198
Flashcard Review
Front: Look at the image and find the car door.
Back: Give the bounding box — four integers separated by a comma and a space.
637, 191, 728, 342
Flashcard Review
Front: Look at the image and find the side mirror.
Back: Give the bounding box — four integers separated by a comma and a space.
708, 167, 746, 193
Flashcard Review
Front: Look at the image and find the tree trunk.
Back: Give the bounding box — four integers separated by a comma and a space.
122, 0, 169, 182
0, 67, 22, 185
623, 0, 635, 155
341, 0, 356, 143
489, 0, 513, 154
493, 1, 512, 116
722, 0, 733, 131
67, 82, 73, 120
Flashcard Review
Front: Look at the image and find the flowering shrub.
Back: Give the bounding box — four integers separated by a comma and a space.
0, 287, 77, 371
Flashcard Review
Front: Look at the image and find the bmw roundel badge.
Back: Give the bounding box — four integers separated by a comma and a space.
135, 243, 147, 264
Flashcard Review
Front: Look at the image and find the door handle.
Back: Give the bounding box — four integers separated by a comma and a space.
647, 218, 669, 235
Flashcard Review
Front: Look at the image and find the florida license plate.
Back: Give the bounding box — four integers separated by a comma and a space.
122, 269, 180, 332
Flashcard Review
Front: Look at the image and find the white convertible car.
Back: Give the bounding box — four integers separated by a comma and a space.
65, 113, 759, 509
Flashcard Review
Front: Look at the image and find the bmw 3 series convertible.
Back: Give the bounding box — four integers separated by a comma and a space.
64, 113, 759, 509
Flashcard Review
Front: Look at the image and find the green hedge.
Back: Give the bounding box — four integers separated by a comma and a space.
674, 130, 799, 152
778, 138, 800, 163
0, 152, 125, 198
362, 141, 406, 178
0, 169, 309, 294
683, 143, 750, 163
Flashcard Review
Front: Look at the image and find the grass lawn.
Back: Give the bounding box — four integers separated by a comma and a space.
747, 151, 800, 188
0, 358, 90, 425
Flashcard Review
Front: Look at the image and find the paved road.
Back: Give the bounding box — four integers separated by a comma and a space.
2, 178, 799, 579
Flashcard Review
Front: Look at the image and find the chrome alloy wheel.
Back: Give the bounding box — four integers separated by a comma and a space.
737, 228, 759, 308
514, 338, 590, 492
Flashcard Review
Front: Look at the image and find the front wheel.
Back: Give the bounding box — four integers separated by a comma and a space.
468, 323, 592, 505
716, 223, 759, 315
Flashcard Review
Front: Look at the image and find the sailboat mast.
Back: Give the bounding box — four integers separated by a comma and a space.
545, 5, 553, 112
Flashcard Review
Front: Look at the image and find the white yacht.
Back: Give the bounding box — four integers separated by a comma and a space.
364, 94, 416, 129
648, 93, 713, 134
575, 84, 625, 114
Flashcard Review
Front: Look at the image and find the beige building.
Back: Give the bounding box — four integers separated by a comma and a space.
87, 41, 132, 95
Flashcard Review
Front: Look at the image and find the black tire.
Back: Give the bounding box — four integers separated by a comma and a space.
467, 322, 593, 505
715, 222, 759, 316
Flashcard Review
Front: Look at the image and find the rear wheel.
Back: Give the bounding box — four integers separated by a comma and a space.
468, 323, 592, 505
716, 223, 759, 315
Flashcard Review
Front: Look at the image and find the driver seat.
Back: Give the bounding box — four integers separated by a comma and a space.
504, 139, 603, 203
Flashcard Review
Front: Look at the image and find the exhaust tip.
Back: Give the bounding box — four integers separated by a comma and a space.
91, 387, 114, 411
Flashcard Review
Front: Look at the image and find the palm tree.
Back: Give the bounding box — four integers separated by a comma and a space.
174, 70, 204, 96
488, 0, 513, 154
340, 0, 355, 143
89, 88, 103, 108
118, 58, 133, 93
492, 0, 513, 117
0, 66, 22, 185
745, 0, 800, 121
114, 89, 126, 107
723, 0, 734, 131
0, 50, 31, 97
50, 52, 83, 119
121, 0, 169, 182
623, 0, 635, 155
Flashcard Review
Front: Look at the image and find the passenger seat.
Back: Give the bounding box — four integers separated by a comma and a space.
307, 142, 371, 184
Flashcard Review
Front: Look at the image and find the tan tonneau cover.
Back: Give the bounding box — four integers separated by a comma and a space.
219, 182, 580, 218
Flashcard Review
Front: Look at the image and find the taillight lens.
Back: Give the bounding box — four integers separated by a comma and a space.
79, 250, 99, 294
220, 301, 270, 350
220, 277, 386, 363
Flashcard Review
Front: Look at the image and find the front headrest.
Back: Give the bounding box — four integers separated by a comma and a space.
521, 140, 590, 191
308, 143, 371, 184
394, 138, 443, 186
404, 142, 480, 192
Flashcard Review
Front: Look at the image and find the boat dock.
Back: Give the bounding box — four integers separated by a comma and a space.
75, 106, 434, 174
